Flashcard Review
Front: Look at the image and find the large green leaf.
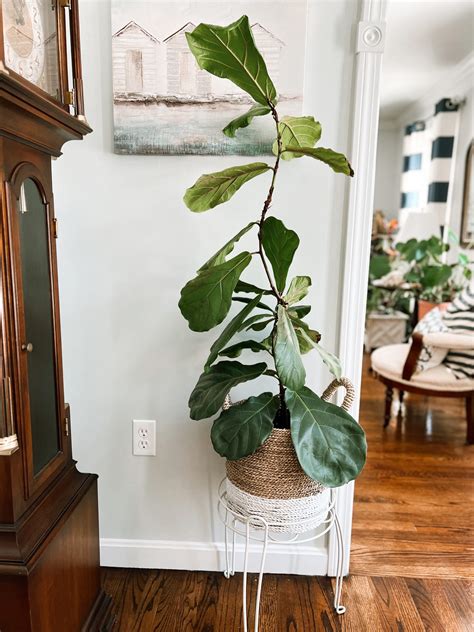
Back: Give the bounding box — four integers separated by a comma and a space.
205, 294, 263, 369
232, 296, 273, 312
189, 361, 267, 420
295, 327, 321, 355
261, 217, 299, 293
219, 339, 268, 358
369, 254, 391, 280
240, 313, 272, 331
298, 329, 342, 379
211, 393, 279, 459
199, 223, 256, 271
274, 305, 306, 390
179, 252, 251, 332
247, 318, 274, 332
420, 264, 452, 289
186, 16, 277, 106
223, 104, 272, 138
284, 276, 312, 305
235, 280, 273, 295
274, 116, 322, 160
283, 146, 354, 176
184, 163, 271, 212
286, 387, 366, 487
289, 305, 311, 318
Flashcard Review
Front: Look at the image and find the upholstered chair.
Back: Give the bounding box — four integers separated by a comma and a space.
371, 331, 474, 443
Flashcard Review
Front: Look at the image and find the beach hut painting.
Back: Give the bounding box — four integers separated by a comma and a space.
111, 1, 307, 155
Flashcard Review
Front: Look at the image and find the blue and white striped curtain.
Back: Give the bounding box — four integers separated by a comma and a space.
426, 98, 460, 230
400, 121, 427, 214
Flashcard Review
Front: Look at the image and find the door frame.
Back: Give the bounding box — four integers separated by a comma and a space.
327, 0, 387, 575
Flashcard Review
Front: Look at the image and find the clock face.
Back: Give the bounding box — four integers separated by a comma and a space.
3, 0, 59, 97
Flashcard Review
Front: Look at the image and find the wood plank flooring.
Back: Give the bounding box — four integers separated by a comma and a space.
351, 358, 474, 579
103, 355, 474, 630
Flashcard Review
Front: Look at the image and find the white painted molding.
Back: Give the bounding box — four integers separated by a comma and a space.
100, 538, 329, 576
357, 21, 386, 54
328, 0, 387, 576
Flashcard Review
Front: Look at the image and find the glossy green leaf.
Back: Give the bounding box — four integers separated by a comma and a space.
286, 387, 366, 487
289, 305, 311, 318
420, 264, 452, 289
298, 329, 342, 379
179, 252, 251, 332
274, 305, 306, 390
184, 163, 271, 212
205, 294, 263, 369
261, 217, 299, 293
219, 339, 268, 358
185, 16, 277, 106
235, 280, 273, 295
247, 318, 274, 332
199, 222, 256, 271
189, 361, 267, 420
211, 393, 279, 459
232, 296, 273, 312
223, 104, 272, 138
260, 335, 273, 352
274, 116, 322, 160
284, 276, 312, 305
240, 313, 273, 332
295, 327, 321, 355
283, 146, 354, 176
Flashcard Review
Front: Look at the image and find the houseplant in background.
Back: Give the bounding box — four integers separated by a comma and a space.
396, 235, 472, 319
178, 16, 366, 525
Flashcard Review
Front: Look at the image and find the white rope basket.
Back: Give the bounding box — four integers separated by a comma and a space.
225, 479, 331, 533
222, 378, 355, 533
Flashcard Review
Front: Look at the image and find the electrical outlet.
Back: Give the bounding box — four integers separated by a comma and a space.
132, 420, 156, 456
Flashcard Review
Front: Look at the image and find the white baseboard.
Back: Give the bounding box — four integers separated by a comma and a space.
100, 538, 329, 576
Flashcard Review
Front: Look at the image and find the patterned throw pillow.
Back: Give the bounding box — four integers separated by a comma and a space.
443, 288, 474, 379
413, 307, 449, 373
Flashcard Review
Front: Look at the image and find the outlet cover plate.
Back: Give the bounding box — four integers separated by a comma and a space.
132, 419, 156, 456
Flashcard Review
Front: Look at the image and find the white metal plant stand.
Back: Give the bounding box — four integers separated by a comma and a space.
217, 479, 346, 632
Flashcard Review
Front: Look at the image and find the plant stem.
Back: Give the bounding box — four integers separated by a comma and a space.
257, 105, 283, 302
256, 103, 289, 418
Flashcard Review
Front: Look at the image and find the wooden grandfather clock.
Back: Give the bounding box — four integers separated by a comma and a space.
0, 0, 113, 629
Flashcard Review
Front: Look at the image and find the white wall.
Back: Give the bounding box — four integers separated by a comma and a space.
373, 125, 402, 219
52, 0, 359, 572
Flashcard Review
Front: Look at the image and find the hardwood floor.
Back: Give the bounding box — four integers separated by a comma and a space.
352, 356, 474, 579
103, 355, 474, 630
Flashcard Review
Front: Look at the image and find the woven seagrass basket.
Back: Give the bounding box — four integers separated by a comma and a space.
223, 378, 355, 533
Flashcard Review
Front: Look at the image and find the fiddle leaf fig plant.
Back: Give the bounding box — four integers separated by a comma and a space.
178, 16, 366, 488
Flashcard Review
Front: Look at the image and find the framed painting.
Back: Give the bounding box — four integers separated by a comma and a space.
111, 1, 307, 155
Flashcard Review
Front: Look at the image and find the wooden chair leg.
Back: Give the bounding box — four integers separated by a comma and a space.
384, 385, 393, 428
399, 390, 405, 405
466, 396, 474, 445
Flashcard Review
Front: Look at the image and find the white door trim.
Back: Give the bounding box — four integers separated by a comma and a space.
327, 0, 387, 576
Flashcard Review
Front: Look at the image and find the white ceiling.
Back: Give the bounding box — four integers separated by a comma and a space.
380, 0, 474, 121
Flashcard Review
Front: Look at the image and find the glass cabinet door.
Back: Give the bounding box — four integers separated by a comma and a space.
18, 178, 60, 475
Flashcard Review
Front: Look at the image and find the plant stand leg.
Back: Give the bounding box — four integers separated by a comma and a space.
333, 510, 346, 615
241, 518, 269, 632
224, 512, 237, 579
231, 520, 236, 576
384, 385, 393, 427
252, 518, 269, 632
466, 396, 474, 445
242, 521, 250, 632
